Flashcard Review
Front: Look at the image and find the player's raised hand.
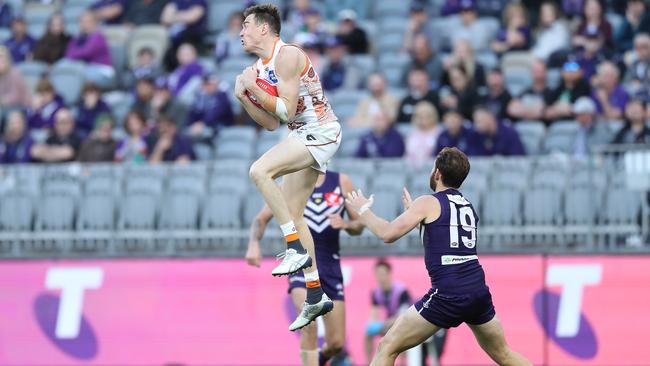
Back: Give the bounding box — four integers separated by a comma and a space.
327, 213, 347, 230
402, 187, 413, 211
245, 240, 262, 267
234, 75, 247, 99
346, 189, 374, 215
240, 66, 258, 90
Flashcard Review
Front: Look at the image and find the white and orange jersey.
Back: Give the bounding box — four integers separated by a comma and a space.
254, 38, 338, 129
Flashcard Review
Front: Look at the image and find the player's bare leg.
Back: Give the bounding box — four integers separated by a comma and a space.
291, 288, 318, 366
468, 317, 532, 366
320, 300, 345, 363
371, 307, 440, 366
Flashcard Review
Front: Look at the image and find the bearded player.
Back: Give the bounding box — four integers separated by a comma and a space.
235, 3, 342, 331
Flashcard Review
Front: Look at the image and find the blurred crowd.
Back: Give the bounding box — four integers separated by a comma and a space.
1, 0, 650, 167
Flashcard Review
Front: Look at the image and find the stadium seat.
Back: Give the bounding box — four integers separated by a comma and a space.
530, 169, 567, 189
482, 188, 522, 226
168, 175, 206, 195
50, 61, 86, 104
490, 170, 529, 190
0, 192, 34, 231
374, 1, 409, 18
193, 143, 214, 161
0, 28, 11, 43
159, 191, 201, 229
523, 187, 563, 226
564, 187, 602, 226
35, 194, 76, 231
209, 175, 249, 195
207, 0, 243, 34
338, 137, 361, 158
125, 177, 164, 196
213, 159, 251, 178
376, 158, 408, 174
216, 126, 257, 144
103, 91, 134, 127
569, 167, 608, 190
333, 158, 374, 176
42, 178, 82, 197
84, 176, 117, 195
128, 25, 169, 68
375, 33, 404, 54
504, 68, 533, 96
125, 164, 167, 179
215, 140, 254, 159
77, 194, 115, 230
543, 134, 575, 154
218, 56, 256, 74
118, 191, 159, 230
373, 172, 407, 191
515, 121, 546, 155
201, 192, 242, 229
243, 193, 265, 226
500, 51, 534, 72
463, 170, 489, 192
16, 61, 49, 93
372, 190, 401, 220
601, 188, 642, 225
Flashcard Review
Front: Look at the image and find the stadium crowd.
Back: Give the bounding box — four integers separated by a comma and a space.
1, 0, 650, 167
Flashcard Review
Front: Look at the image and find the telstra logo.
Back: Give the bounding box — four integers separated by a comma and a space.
533, 264, 602, 359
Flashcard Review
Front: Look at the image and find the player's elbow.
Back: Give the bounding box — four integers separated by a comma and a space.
380, 232, 398, 244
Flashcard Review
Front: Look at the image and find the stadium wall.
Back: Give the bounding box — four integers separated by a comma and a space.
0, 255, 648, 366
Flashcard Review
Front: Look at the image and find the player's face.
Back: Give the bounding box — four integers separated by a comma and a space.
240, 15, 263, 52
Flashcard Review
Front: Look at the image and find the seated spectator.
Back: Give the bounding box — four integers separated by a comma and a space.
0, 46, 31, 108
131, 77, 156, 122
613, 98, 650, 144
123, 47, 164, 89
545, 60, 591, 122
30, 109, 82, 163
78, 113, 116, 162
401, 33, 443, 88
441, 39, 486, 89
473, 106, 525, 156
405, 101, 441, 167
591, 61, 628, 121
0, 1, 13, 28
446, 0, 509, 18
167, 43, 203, 103
532, 1, 570, 62
397, 68, 439, 123
572, 0, 613, 55
148, 115, 194, 163
403, 3, 439, 54
215, 11, 246, 63
439, 65, 482, 121
0, 110, 34, 164
624, 33, 650, 94
26, 78, 65, 130
161, 0, 207, 71
32, 13, 71, 65
562, 0, 584, 19
572, 96, 612, 158
507, 60, 553, 121
347, 73, 399, 128
293, 8, 328, 52
123, 0, 168, 26
90, 0, 127, 25
482, 68, 511, 121
186, 72, 234, 138
335, 9, 368, 54
76, 82, 112, 137
491, 2, 531, 56
152, 76, 188, 126
434, 109, 482, 156
320, 36, 362, 92
115, 110, 149, 162
355, 108, 404, 158
615, 0, 650, 53
4, 16, 35, 63
64, 11, 115, 87
449, 0, 492, 53
287, 0, 316, 30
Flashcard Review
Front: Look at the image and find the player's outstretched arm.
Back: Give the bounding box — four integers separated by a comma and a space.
245, 205, 274, 267
235, 74, 281, 131
338, 173, 365, 236
347, 190, 440, 244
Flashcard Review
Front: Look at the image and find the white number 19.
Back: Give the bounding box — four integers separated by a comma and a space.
449, 201, 476, 249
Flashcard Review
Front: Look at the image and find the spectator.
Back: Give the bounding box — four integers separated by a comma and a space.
483, 68, 511, 121
161, 0, 207, 71
26, 78, 64, 130
562, 0, 584, 19
131, 77, 156, 122
335, 9, 368, 54
355, 107, 404, 158
532, 1, 571, 62
347, 73, 399, 128
545, 60, 591, 121
401, 33, 443, 88
396, 68, 438, 123
473, 106, 525, 156
613, 98, 650, 144
64, 11, 115, 87
215, 11, 247, 63
441, 39, 486, 89
572, 0, 613, 54
572, 96, 612, 157
591, 61, 628, 121
30, 108, 82, 163
403, 3, 438, 54
439, 65, 482, 121
287, 0, 315, 30
491, 3, 531, 56
123, 0, 168, 26
615, 0, 650, 53
32, 13, 71, 65
0, 111, 34, 164
4, 16, 35, 63
114, 110, 149, 162
293, 8, 328, 52
0, 46, 31, 108
320, 36, 362, 92
624, 33, 650, 94
507, 60, 553, 121
152, 77, 188, 125
186, 72, 234, 137
76, 82, 112, 137
405, 101, 441, 167
90, 0, 127, 25
148, 115, 194, 163
123, 47, 165, 88
450, 0, 492, 53
434, 109, 482, 156
167, 43, 203, 102
78, 113, 116, 162
0, 0, 13, 28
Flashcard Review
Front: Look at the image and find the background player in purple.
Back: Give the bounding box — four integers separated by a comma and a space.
245, 170, 364, 366
346, 147, 532, 366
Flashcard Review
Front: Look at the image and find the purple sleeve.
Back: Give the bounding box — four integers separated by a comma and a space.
355, 136, 369, 158
388, 130, 405, 157
65, 33, 107, 61
507, 127, 526, 156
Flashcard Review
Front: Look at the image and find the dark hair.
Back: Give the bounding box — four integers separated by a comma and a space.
375, 258, 392, 271
82, 82, 100, 95
433, 147, 470, 189
138, 47, 155, 57
243, 4, 281, 36
125, 109, 146, 134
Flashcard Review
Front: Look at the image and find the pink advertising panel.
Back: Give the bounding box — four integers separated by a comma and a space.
0, 256, 648, 365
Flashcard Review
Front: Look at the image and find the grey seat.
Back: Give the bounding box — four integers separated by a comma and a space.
42, 179, 82, 197
523, 187, 563, 226
243, 193, 266, 226
50, 61, 86, 104
0, 192, 34, 231
201, 192, 243, 229
215, 140, 254, 159
601, 188, 641, 225
207, 1, 243, 33
125, 164, 167, 179
169, 163, 208, 179
159, 191, 201, 229
216, 126, 258, 144
515, 121, 546, 155
372, 190, 401, 220
530, 170, 567, 190
345, 172, 368, 193
210, 175, 249, 195
35, 194, 76, 231
375, 1, 409, 18
482, 189, 522, 226
125, 176, 164, 195
168, 175, 206, 195
213, 159, 251, 178
569, 169, 608, 190
84, 176, 116, 195
463, 170, 489, 192
373, 172, 407, 191
77, 194, 115, 230
376, 159, 408, 174
490, 170, 529, 190
118, 191, 159, 230
103, 91, 133, 127
565, 188, 601, 226
543, 134, 575, 154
